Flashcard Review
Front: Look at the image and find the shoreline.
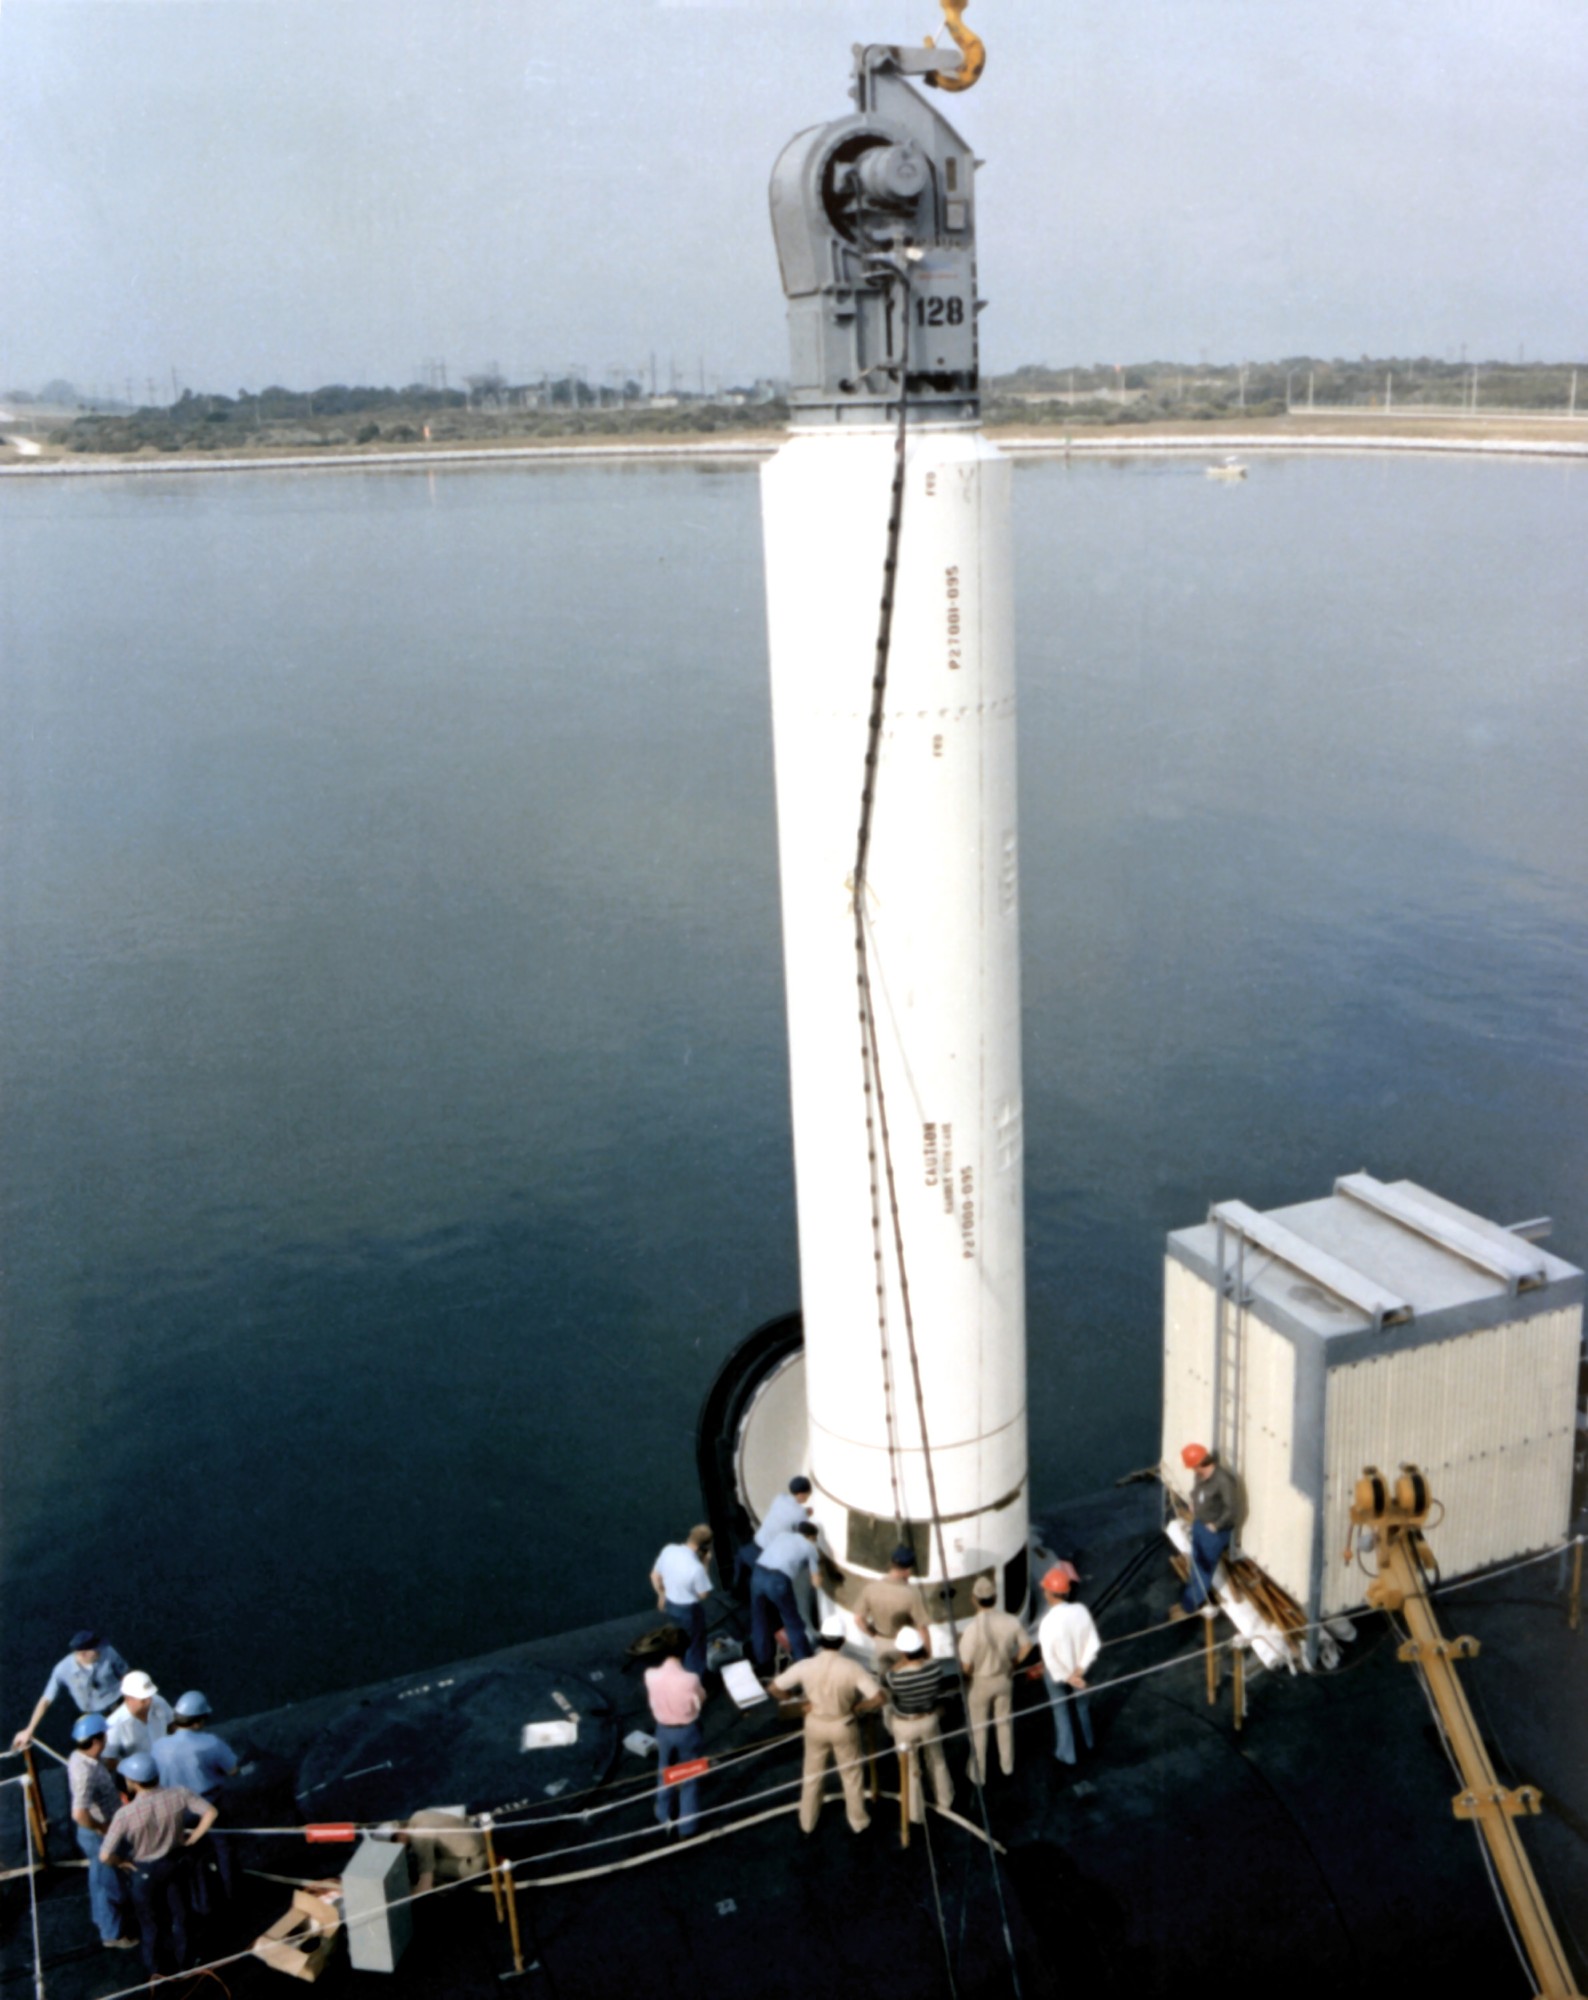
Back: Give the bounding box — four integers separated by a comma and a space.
4, 417, 1587, 478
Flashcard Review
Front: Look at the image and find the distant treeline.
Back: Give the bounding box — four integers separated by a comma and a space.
20, 356, 1585, 453
987, 356, 1583, 423
41, 380, 787, 454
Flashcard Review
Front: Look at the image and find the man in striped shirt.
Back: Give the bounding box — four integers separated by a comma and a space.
881, 1627, 955, 1823
99, 1752, 216, 1976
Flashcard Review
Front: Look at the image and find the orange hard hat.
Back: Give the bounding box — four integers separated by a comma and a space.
1181, 1443, 1210, 1468
1041, 1561, 1080, 1596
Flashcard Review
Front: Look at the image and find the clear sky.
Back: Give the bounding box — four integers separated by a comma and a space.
3, 0, 1584, 397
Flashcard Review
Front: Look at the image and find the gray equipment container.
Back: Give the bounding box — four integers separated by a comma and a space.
342, 1837, 412, 1974
1160, 1172, 1583, 1647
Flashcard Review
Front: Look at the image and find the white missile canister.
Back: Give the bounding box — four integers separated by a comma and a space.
761, 42, 1028, 1620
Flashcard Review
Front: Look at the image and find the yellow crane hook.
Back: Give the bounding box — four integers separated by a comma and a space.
924, 0, 985, 93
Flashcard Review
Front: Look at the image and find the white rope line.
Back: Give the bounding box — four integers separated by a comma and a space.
1429, 1534, 1583, 1597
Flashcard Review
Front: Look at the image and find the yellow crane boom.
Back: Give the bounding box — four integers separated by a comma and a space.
1351, 1465, 1583, 1999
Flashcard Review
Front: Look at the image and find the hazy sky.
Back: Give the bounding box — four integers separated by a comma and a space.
3, 0, 1584, 396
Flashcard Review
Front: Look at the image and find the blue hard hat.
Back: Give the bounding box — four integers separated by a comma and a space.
173, 1691, 212, 1720
119, 1752, 157, 1784
72, 1713, 109, 1744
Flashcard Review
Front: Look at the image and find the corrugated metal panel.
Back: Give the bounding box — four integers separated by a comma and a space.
1162, 1261, 1316, 1606
1229, 1315, 1313, 1609
1160, 1257, 1216, 1512
1320, 1305, 1580, 1618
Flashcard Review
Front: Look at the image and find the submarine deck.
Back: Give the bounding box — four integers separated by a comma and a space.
4, 1485, 1584, 1999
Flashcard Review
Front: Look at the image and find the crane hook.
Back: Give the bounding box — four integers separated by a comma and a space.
924, 0, 985, 93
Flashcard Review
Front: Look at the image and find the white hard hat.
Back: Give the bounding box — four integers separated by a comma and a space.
819, 1614, 846, 1641
895, 1626, 926, 1655
120, 1671, 159, 1700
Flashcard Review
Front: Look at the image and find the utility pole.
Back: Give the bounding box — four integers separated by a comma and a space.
1308, 368, 1315, 411
1570, 368, 1578, 418
1385, 371, 1392, 413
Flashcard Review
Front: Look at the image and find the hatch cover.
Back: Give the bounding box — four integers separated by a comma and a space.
294, 1659, 617, 1825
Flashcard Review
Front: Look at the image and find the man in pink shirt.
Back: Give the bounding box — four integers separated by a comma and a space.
644, 1628, 706, 1838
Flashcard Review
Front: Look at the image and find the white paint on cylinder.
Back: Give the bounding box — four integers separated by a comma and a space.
760, 421, 1027, 1588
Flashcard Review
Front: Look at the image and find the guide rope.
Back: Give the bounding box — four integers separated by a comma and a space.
852, 271, 915, 1540
845, 260, 1024, 1996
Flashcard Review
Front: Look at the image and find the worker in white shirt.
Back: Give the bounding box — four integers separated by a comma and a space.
649, 1526, 715, 1677
1037, 1562, 1099, 1766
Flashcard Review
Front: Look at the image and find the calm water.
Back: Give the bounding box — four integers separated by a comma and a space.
2, 452, 1585, 1723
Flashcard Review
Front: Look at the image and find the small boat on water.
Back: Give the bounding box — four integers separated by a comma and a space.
1206, 454, 1248, 479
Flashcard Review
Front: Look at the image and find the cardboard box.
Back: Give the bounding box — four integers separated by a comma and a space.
252, 1887, 342, 1983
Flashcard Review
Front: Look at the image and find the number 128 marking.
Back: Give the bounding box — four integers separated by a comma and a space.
915, 296, 965, 327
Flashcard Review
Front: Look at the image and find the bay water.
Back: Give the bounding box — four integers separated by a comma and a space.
2, 451, 1584, 1724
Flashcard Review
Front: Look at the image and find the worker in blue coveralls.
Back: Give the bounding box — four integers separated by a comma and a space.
736, 1474, 814, 1584
153, 1692, 239, 1907
649, 1525, 715, 1677
12, 1631, 130, 1751
750, 1520, 823, 1671
1170, 1443, 1239, 1618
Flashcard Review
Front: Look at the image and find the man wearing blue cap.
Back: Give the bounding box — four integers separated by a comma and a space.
67, 1715, 135, 1950
11, 1631, 129, 1752
99, 1753, 216, 1977
153, 1693, 239, 1904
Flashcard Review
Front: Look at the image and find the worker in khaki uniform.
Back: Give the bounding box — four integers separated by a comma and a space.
958, 1575, 1034, 1785
853, 1544, 929, 1675
881, 1627, 954, 1823
769, 1614, 884, 1834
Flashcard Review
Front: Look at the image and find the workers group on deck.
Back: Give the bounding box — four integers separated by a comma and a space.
10, 1634, 241, 1966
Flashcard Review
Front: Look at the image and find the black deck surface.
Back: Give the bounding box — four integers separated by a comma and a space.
5, 1486, 1584, 1998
